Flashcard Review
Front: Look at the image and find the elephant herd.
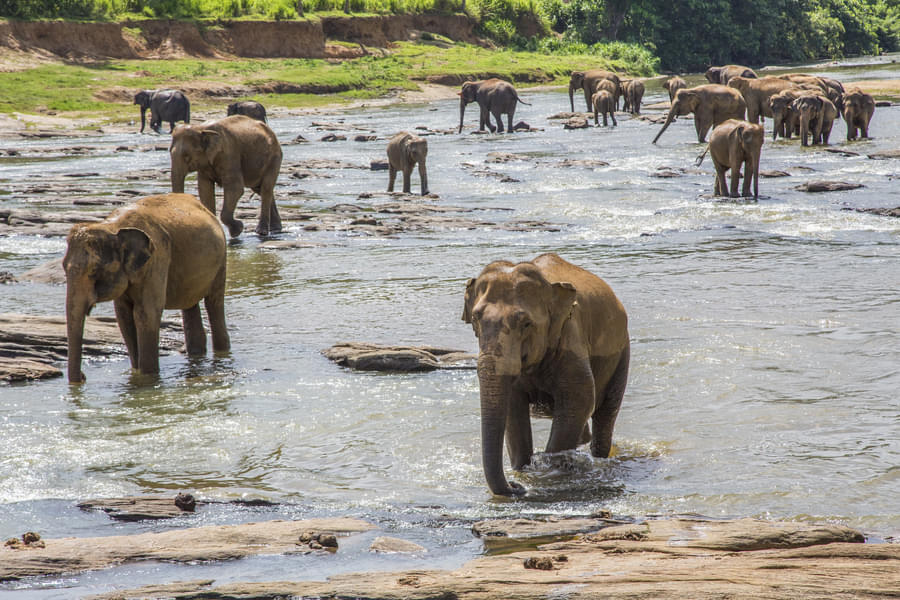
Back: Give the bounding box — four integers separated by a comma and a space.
63, 71, 877, 496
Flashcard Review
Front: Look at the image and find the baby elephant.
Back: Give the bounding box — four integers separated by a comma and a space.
64, 193, 230, 383
697, 119, 764, 198
592, 90, 617, 127
227, 100, 267, 123
386, 131, 429, 195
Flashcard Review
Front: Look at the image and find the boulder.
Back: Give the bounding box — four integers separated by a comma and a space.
322, 342, 475, 372
563, 116, 589, 129
77, 494, 198, 521
867, 149, 900, 160
794, 181, 864, 192
369, 536, 426, 553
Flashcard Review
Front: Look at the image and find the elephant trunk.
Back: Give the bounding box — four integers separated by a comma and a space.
458, 98, 467, 134
772, 113, 781, 141
170, 162, 186, 194
477, 353, 522, 497
568, 84, 575, 112
418, 160, 429, 196
140, 107, 147, 133
799, 113, 810, 146
66, 290, 90, 383
652, 108, 676, 144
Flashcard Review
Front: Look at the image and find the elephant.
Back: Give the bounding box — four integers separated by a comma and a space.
705, 65, 757, 86
64, 193, 229, 383
569, 70, 621, 112
170, 115, 283, 238
462, 253, 630, 497
697, 119, 763, 198
727, 76, 798, 124
226, 100, 267, 123
767, 89, 805, 141
458, 79, 531, 134
134, 90, 190, 134
841, 87, 875, 140
652, 84, 747, 144
591, 90, 617, 127
386, 131, 428, 195
663, 76, 687, 102
792, 94, 837, 146
774, 73, 844, 111
621, 79, 645, 114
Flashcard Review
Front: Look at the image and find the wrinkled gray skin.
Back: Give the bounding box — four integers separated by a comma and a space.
134, 90, 190, 134
652, 85, 747, 144
463, 253, 630, 497
792, 94, 837, 146
386, 131, 429, 195
227, 100, 268, 123
842, 88, 875, 140
705, 65, 758, 86
64, 193, 229, 383
459, 79, 531, 134
170, 115, 283, 238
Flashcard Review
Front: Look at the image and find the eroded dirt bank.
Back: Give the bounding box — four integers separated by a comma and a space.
0, 15, 485, 63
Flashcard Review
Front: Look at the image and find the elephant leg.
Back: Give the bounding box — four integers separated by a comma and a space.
168, 121, 175, 133
402, 166, 412, 194
388, 165, 397, 192
182, 304, 207, 356
741, 159, 752, 197
714, 163, 727, 196
591, 345, 629, 459
198, 176, 216, 215
611, 111, 617, 127
507, 110, 513, 134
694, 114, 707, 142
479, 105, 493, 132
255, 180, 280, 236
417, 160, 428, 195
133, 301, 163, 375
220, 182, 245, 238
493, 111, 504, 133
729, 161, 741, 197
506, 386, 534, 470
861, 119, 869, 139
545, 359, 595, 454
205, 264, 230, 353
114, 297, 139, 369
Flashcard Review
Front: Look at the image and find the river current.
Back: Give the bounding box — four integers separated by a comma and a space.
1, 57, 899, 597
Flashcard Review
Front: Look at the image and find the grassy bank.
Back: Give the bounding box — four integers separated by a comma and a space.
0, 40, 656, 121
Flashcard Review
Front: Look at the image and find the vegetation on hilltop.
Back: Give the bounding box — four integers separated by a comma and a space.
1, 0, 899, 71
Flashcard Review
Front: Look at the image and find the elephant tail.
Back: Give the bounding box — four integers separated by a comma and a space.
695, 144, 710, 167
515, 93, 531, 106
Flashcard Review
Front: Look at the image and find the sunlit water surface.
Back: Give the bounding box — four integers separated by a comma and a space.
1, 57, 899, 597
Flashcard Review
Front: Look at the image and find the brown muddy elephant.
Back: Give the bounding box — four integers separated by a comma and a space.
663, 76, 687, 102
652, 85, 747, 144
569, 70, 622, 112
775, 73, 844, 111
170, 115, 283, 238
697, 119, 764, 198
134, 89, 190, 134
386, 131, 428, 195
592, 90, 617, 126
727, 76, 798, 124
64, 193, 229, 383
621, 79, 645, 114
458, 79, 531, 134
767, 89, 805, 141
792, 94, 837, 146
842, 87, 875, 140
705, 65, 757, 86
462, 253, 630, 496
227, 100, 267, 123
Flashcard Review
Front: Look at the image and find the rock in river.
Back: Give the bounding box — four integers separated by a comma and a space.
322, 342, 476, 372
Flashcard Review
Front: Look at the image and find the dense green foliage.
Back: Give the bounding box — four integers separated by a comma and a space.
2, 0, 898, 70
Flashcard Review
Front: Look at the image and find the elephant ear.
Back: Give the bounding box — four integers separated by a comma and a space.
117, 228, 154, 277
462, 278, 476, 323
201, 129, 223, 163
547, 281, 577, 345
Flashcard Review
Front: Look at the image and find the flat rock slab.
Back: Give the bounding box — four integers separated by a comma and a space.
323, 342, 476, 372
849, 206, 900, 218
77, 495, 198, 521
1, 517, 375, 581
868, 149, 900, 160
369, 536, 427, 554
473, 516, 630, 552
794, 181, 865, 192
86, 517, 900, 600
0, 313, 182, 382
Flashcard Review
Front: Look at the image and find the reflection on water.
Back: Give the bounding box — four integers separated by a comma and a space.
0, 56, 899, 595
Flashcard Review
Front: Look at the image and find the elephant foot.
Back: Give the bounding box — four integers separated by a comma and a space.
227, 220, 244, 238
506, 481, 526, 496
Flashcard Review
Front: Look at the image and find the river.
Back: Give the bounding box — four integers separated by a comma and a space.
1, 56, 898, 597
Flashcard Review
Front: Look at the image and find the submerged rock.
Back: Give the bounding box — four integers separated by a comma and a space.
867, 149, 900, 160
795, 181, 865, 192
322, 342, 475, 372
78, 495, 198, 521
369, 536, 426, 554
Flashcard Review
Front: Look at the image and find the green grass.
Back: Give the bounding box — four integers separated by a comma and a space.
0, 41, 654, 120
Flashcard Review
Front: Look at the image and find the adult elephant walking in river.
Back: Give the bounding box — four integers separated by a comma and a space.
64, 193, 230, 383
170, 115, 283, 238
569, 70, 621, 112
134, 90, 190, 134
652, 85, 747, 144
462, 253, 630, 497
458, 79, 531, 134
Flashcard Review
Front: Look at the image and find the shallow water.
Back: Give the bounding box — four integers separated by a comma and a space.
1, 57, 899, 596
